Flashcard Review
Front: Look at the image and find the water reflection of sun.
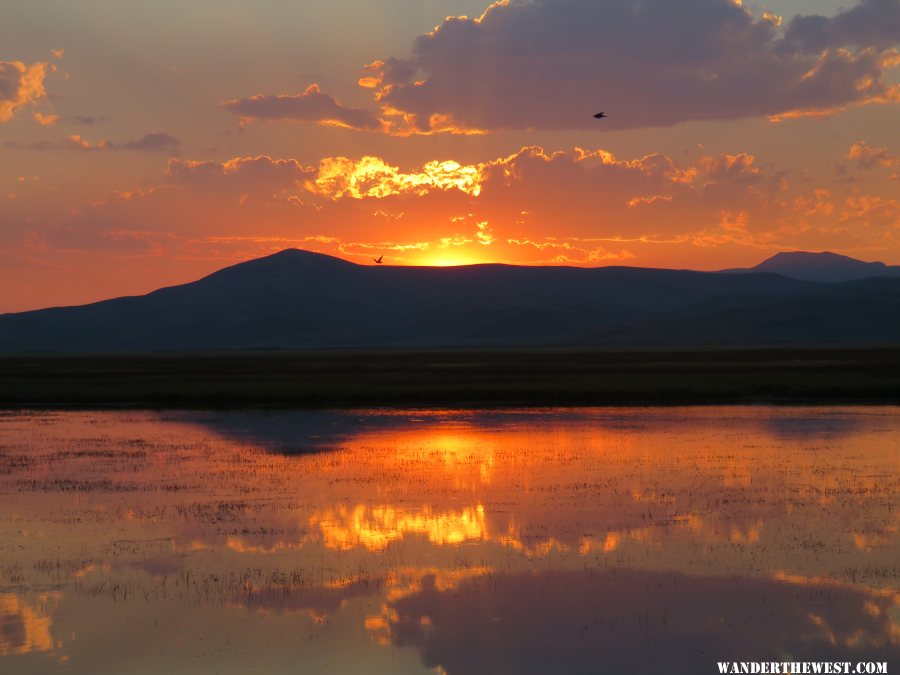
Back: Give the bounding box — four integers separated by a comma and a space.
392, 431, 496, 484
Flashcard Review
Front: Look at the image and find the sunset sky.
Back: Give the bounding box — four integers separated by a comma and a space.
2, 0, 899, 312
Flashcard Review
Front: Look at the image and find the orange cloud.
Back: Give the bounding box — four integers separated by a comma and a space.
848, 141, 899, 174
311, 156, 483, 199
377, 109, 489, 137
767, 106, 845, 123
0, 61, 48, 123
358, 60, 385, 89
768, 90, 899, 123
33, 112, 59, 126
840, 193, 900, 227
475, 221, 493, 245
692, 210, 764, 248
8, 142, 900, 293
505, 238, 635, 264
698, 154, 762, 183
793, 189, 835, 218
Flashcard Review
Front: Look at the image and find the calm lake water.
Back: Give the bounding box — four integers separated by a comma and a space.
0, 407, 897, 674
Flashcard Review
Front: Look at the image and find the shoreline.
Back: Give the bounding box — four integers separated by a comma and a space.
3, 347, 900, 409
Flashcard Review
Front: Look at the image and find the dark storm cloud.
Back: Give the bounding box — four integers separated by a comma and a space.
367, 0, 900, 132
4, 132, 180, 152
784, 0, 900, 52
117, 132, 181, 151
222, 83, 382, 131
72, 114, 104, 125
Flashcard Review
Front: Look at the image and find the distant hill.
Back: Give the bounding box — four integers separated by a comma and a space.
722, 251, 900, 283
1, 248, 899, 352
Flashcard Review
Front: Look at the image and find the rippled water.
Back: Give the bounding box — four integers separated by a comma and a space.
0, 407, 897, 674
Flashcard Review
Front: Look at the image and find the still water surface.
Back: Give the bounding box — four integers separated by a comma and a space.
0, 407, 897, 674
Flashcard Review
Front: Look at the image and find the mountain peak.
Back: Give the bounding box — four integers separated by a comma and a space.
723, 251, 899, 283
257, 248, 358, 265
758, 251, 886, 269
201, 247, 358, 278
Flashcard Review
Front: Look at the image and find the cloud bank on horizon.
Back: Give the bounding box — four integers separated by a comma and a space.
19, 144, 898, 271
0, 0, 898, 311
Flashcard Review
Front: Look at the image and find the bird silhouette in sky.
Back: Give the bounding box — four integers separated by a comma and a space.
374, 255, 383, 264
593, 112, 607, 119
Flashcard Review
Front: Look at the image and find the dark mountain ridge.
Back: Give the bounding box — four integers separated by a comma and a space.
722, 250, 900, 283
1, 248, 898, 352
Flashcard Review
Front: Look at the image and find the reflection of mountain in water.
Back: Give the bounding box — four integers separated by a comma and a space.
163, 407, 877, 457
160, 409, 380, 454
162, 408, 584, 455
388, 569, 899, 675
759, 411, 865, 441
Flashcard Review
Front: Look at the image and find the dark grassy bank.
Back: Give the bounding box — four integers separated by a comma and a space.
2, 348, 900, 408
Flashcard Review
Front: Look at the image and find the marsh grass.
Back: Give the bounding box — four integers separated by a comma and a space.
1, 348, 900, 408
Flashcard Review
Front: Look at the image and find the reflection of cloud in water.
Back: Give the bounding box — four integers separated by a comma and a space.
234, 567, 492, 628
235, 576, 383, 621
0, 593, 61, 656
311, 504, 486, 551
219, 503, 488, 555
367, 566, 493, 644
386, 569, 900, 675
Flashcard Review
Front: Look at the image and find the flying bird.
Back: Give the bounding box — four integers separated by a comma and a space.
593, 112, 607, 119
374, 255, 383, 264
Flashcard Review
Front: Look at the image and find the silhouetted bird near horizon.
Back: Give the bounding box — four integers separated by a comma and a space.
374, 255, 383, 264
593, 112, 607, 119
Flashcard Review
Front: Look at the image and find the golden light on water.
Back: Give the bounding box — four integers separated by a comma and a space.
0, 408, 898, 672
311, 503, 487, 551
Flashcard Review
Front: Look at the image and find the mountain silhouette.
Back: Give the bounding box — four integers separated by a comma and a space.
1, 248, 899, 352
722, 250, 900, 283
